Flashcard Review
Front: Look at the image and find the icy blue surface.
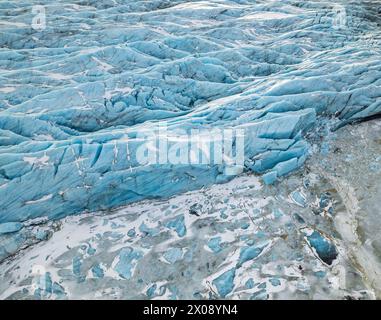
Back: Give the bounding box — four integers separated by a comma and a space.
304, 229, 338, 265
0, 0, 381, 223
237, 242, 268, 267
1, 118, 380, 300
212, 268, 236, 298
114, 247, 143, 279
0, 222, 23, 235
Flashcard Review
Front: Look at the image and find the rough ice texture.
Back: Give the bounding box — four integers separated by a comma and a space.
0, 0, 381, 223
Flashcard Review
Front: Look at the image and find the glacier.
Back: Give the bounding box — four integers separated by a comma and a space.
0, 1, 381, 223
1, 118, 380, 299
1, 0, 381, 226
0, 1, 381, 300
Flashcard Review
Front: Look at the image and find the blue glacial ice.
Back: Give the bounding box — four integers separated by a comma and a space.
1, 115, 380, 299
0, 0, 381, 226
302, 228, 338, 266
